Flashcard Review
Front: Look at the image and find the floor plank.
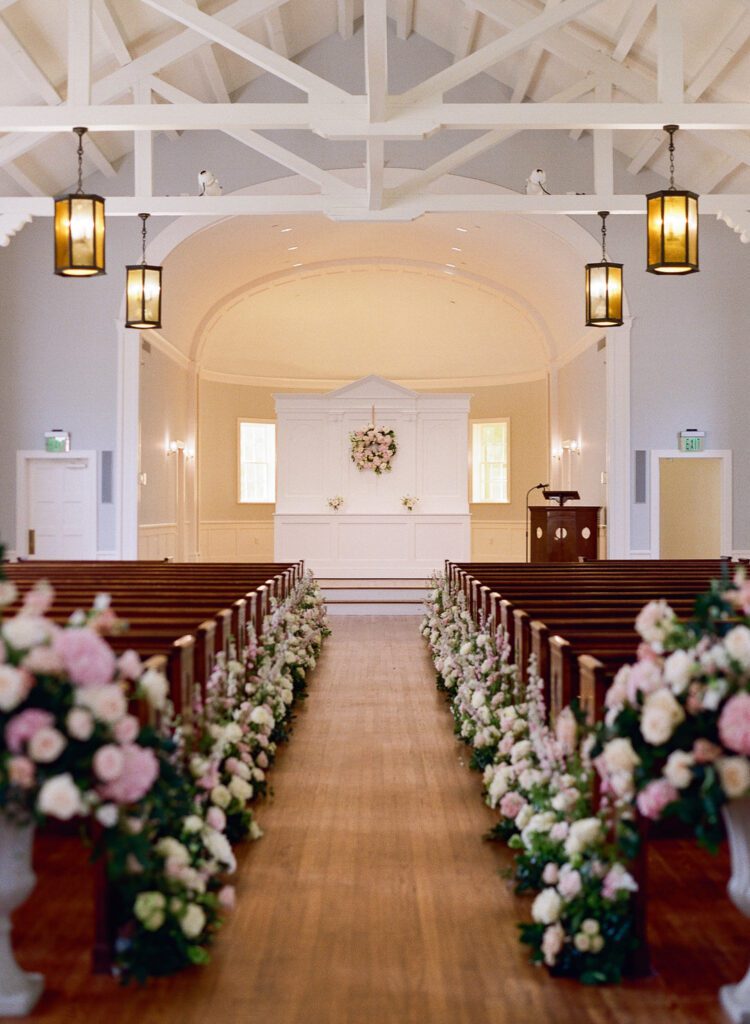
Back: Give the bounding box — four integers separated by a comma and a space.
12, 616, 750, 1023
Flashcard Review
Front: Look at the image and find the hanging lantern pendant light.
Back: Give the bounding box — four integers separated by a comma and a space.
54, 127, 106, 277
585, 211, 623, 327
125, 213, 163, 329
646, 125, 699, 275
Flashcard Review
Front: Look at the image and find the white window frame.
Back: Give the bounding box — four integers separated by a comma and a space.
237, 418, 276, 505
470, 417, 511, 505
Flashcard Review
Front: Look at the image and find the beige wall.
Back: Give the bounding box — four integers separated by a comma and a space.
198, 377, 549, 532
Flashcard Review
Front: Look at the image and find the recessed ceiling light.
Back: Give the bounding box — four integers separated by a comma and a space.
445, 263, 456, 269
456, 227, 468, 233
281, 227, 293, 233
287, 245, 299, 251
293, 262, 303, 268
451, 246, 462, 252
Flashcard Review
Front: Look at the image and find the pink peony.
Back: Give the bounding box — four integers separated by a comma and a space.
53, 628, 116, 687
499, 791, 526, 820
719, 693, 750, 756
117, 650, 142, 681
98, 744, 158, 805
5, 708, 54, 753
206, 806, 226, 832
218, 885, 236, 910
627, 659, 664, 702
93, 744, 125, 783
636, 778, 678, 820
114, 715, 140, 745
693, 738, 722, 764
8, 756, 35, 789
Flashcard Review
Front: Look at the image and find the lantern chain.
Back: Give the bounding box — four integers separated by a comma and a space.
73, 126, 86, 195
598, 210, 608, 262
665, 124, 678, 191
139, 212, 149, 266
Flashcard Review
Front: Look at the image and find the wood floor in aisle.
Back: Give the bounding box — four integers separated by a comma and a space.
15, 616, 750, 1024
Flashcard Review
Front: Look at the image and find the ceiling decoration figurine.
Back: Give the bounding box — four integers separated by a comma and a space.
350, 414, 397, 475
525, 169, 550, 196
198, 170, 223, 197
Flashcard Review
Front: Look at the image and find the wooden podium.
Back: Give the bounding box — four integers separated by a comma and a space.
529, 505, 599, 562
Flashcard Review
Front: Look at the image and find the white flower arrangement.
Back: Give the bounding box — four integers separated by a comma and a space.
327, 496, 344, 512
401, 495, 418, 512
350, 423, 397, 474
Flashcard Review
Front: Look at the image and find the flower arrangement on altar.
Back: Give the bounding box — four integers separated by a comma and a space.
0, 550, 330, 989
350, 424, 397, 474
401, 495, 418, 512
327, 496, 344, 512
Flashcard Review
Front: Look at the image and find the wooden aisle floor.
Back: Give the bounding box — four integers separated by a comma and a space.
14, 616, 750, 1024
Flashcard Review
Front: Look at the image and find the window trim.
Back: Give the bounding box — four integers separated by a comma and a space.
470, 417, 511, 505
237, 418, 276, 505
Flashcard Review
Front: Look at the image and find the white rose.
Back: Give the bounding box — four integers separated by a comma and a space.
663, 649, 694, 694
0, 665, 29, 712
0, 581, 18, 608
532, 888, 563, 925
183, 815, 204, 834
139, 668, 168, 711
2, 615, 50, 652
95, 803, 119, 828
37, 773, 83, 820
635, 600, 675, 646
66, 707, 94, 741
471, 690, 486, 709
180, 904, 206, 939
602, 737, 641, 775
230, 761, 251, 781
574, 932, 591, 952
511, 740, 532, 763
224, 723, 243, 744
28, 726, 67, 763
203, 828, 236, 871
664, 749, 695, 789
718, 757, 750, 799
211, 785, 231, 809
156, 837, 190, 865
228, 776, 253, 803
76, 684, 127, 724
564, 817, 602, 857
725, 626, 750, 670
641, 687, 685, 746
487, 769, 509, 807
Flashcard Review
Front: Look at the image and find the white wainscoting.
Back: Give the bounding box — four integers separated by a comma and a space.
199, 520, 274, 562
470, 520, 526, 562
276, 513, 469, 577
139, 523, 177, 561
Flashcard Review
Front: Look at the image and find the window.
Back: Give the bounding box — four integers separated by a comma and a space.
238, 420, 276, 503
471, 420, 510, 503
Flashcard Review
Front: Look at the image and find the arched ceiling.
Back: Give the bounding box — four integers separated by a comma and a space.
159, 198, 595, 386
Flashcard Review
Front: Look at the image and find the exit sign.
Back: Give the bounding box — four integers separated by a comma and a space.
679, 430, 705, 452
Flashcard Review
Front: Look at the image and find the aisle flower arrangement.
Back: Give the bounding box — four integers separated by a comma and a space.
350, 424, 397, 474
0, 554, 329, 986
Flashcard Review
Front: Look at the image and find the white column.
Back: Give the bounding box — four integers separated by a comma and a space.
115, 321, 140, 559
605, 317, 632, 558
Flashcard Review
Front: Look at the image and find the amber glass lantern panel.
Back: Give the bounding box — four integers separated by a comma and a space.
126, 265, 162, 328
54, 194, 106, 276
646, 190, 699, 274
585, 262, 623, 327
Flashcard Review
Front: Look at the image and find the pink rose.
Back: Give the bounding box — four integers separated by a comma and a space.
22, 646, 64, 676
550, 821, 569, 842
693, 738, 722, 764
98, 744, 158, 805
22, 583, 54, 617
557, 866, 582, 900
225, 757, 240, 775
28, 726, 67, 763
218, 885, 236, 910
117, 650, 142, 681
53, 629, 116, 687
93, 744, 125, 783
256, 751, 269, 769
719, 693, 750, 756
5, 708, 54, 753
114, 715, 140, 745
206, 807, 226, 832
636, 778, 678, 820
8, 756, 35, 789
499, 792, 526, 820
627, 660, 664, 702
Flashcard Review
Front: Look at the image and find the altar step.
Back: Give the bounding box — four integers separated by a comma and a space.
320, 578, 428, 615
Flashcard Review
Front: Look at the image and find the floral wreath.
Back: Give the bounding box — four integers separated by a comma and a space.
350, 424, 397, 475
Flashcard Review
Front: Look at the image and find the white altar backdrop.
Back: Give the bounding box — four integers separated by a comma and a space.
274, 376, 470, 577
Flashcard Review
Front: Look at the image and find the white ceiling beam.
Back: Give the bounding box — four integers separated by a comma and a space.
148, 75, 358, 193
364, 0, 388, 121
593, 79, 613, 194
4, 161, 45, 196
0, 192, 746, 219
695, 154, 739, 194
453, 5, 480, 60
141, 0, 348, 99
68, 0, 93, 106
685, 9, 750, 102
656, 0, 683, 103
133, 80, 153, 197
510, 0, 558, 102
402, 0, 606, 104
392, 76, 596, 198
93, 0, 287, 103
264, 7, 288, 56
366, 138, 384, 209
0, 16, 60, 105
93, 0, 131, 66
185, 0, 232, 103
612, 0, 655, 63
9, 100, 750, 134
395, 0, 414, 40
338, 0, 355, 40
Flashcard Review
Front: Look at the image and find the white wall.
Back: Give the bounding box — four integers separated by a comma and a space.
556, 341, 607, 508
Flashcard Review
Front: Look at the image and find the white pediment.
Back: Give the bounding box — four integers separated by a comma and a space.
325, 375, 418, 400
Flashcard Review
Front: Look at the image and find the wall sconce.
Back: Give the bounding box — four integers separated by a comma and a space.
167, 440, 185, 455
551, 447, 563, 462
562, 440, 581, 455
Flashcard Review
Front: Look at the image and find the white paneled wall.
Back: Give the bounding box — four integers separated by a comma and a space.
199, 521, 274, 562
138, 523, 177, 561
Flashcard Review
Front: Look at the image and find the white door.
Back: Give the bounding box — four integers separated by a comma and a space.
17, 453, 97, 559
